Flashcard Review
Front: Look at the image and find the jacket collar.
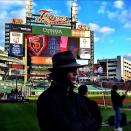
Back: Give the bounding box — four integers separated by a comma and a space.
51, 81, 74, 94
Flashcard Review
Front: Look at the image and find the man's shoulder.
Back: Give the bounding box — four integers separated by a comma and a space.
37, 88, 52, 102
89, 99, 98, 106
84, 97, 98, 106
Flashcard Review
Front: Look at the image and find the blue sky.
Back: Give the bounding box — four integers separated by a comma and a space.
0, 0, 131, 63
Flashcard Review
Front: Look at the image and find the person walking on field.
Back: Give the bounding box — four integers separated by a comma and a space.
111, 85, 128, 131
78, 84, 102, 130
37, 50, 99, 131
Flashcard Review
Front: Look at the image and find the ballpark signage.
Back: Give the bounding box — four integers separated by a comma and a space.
12, 18, 23, 24
72, 30, 90, 37
31, 56, 52, 64
80, 38, 90, 48
10, 32, 23, 44
34, 9, 71, 26
79, 38, 91, 59
28, 35, 47, 56
32, 26, 71, 36
10, 24, 32, 33
79, 48, 91, 59
77, 24, 89, 30
9, 44, 23, 56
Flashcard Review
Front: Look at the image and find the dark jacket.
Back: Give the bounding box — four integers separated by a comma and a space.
111, 90, 125, 107
37, 82, 99, 131
80, 96, 102, 130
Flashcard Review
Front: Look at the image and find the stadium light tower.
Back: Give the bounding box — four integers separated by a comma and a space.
71, 0, 78, 29
26, 0, 33, 24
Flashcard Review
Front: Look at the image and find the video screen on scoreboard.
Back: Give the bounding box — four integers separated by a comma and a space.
26, 34, 79, 58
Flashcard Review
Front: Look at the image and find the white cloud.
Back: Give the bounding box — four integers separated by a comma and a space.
99, 26, 115, 33
89, 23, 115, 34
101, 0, 131, 29
94, 36, 100, 43
107, 11, 118, 19
124, 23, 131, 28
127, 37, 131, 41
106, 2, 124, 20
88, 23, 100, 32
98, 1, 107, 14
51, 9, 62, 16
89, 23, 115, 44
114, 0, 124, 9
119, 9, 131, 28
0, 0, 25, 10
120, 10, 128, 23
104, 2, 131, 29
0, 11, 8, 19
10, 8, 25, 19
124, 55, 131, 61
127, 53, 131, 56
109, 40, 114, 44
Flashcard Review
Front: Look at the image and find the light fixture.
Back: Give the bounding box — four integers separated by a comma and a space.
71, 0, 78, 22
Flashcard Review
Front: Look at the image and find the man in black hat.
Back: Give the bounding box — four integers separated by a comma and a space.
37, 50, 99, 131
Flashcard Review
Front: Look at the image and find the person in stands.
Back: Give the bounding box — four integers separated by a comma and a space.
37, 50, 99, 131
111, 85, 127, 131
78, 84, 102, 130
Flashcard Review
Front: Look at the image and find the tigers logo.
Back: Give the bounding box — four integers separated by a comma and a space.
29, 35, 47, 56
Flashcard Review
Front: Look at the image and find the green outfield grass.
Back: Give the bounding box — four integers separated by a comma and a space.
0, 102, 40, 131
101, 107, 131, 131
0, 101, 131, 131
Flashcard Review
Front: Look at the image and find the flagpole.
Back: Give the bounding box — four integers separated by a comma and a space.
97, 65, 106, 108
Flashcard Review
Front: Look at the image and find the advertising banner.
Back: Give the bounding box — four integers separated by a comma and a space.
28, 35, 47, 56
10, 64, 24, 69
32, 26, 71, 36
79, 48, 90, 59
72, 30, 90, 37
9, 44, 23, 56
10, 24, 32, 33
27, 34, 62, 57
99, 62, 107, 74
60, 36, 68, 51
68, 37, 79, 58
10, 32, 23, 44
31, 56, 52, 64
43, 36, 61, 56
93, 63, 107, 75
12, 18, 23, 24
80, 38, 90, 48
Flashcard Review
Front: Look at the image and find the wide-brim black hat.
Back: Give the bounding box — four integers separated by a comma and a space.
48, 50, 88, 71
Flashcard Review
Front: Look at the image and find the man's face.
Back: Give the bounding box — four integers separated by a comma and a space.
66, 68, 78, 85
